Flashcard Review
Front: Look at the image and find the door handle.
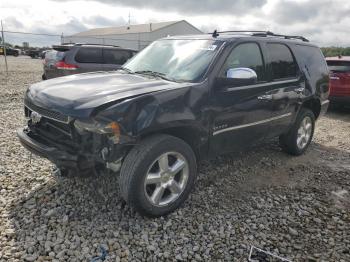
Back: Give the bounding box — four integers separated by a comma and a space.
258, 94, 273, 100
294, 87, 305, 94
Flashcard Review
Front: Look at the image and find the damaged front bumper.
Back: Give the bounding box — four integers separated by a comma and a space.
17, 128, 96, 172
17, 128, 125, 175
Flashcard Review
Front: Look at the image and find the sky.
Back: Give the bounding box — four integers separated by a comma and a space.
0, 0, 349, 47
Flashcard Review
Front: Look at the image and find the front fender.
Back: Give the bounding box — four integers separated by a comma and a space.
95, 83, 209, 143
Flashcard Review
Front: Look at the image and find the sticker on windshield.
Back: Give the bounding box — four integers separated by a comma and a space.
199, 45, 217, 51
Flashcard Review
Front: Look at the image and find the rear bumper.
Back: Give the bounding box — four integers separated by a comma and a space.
329, 96, 350, 105
44, 69, 75, 80
17, 128, 95, 172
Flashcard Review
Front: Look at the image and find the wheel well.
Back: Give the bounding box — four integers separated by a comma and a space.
141, 126, 203, 160
302, 99, 321, 119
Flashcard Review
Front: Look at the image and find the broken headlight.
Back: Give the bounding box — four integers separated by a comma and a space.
74, 119, 120, 143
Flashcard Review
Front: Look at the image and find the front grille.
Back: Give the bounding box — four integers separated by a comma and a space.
25, 102, 79, 151
24, 99, 69, 123
31, 117, 79, 152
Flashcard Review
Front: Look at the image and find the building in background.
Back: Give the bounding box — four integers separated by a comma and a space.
62, 20, 203, 50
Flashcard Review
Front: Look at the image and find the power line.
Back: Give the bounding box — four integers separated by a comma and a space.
66, 35, 151, 43
3, 30, 61, 37
3, 30, 151, 43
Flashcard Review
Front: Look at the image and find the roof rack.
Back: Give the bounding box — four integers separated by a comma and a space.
74, 43, 121, 47
210, 30, 309, 42
56, 43, 121, 47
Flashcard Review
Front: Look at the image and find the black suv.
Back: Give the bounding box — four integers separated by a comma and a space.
0, 47, 19, 56
18, 31, 329, 217
42, 44, 137, 80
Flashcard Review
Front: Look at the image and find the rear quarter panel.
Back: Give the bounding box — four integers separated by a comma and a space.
291, 44, 330, 102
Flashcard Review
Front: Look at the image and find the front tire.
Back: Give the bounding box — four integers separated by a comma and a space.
119, 134, 197, 217
279, 108, 315, 156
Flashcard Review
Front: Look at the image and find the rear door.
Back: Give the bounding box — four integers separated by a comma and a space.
73, 47, 103, 73
327, 60, 350, 97
263, 43, 302, 138
102, 49, 133, 71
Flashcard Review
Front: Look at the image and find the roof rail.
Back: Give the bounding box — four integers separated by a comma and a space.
74, 43, 121, 47
57, 43, 121, 47
210, 30, 309, 42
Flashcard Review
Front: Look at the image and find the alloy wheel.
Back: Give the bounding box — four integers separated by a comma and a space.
144, 152, 189, 207
297, 116, 313, 149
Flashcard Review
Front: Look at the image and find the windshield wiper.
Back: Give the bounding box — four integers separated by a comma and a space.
134, 70, 175, 82
119, 67, 134, 74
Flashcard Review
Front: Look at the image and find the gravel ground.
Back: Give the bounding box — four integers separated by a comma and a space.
0, 56, 349, 261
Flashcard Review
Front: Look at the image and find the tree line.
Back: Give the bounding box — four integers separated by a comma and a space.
321, 47, 350, 57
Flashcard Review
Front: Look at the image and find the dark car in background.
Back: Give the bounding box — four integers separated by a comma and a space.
42, 44, 137, 80
326, 56, 350, 106
0, 47, 19, 56
28, 49, 42, 58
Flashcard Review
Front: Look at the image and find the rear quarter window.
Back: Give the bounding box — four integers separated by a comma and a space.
296, 45, 329, 77
45, 51, 65, 61
75, 47, 103, 63
103, 49, 132, 65
295, 45, 329, 92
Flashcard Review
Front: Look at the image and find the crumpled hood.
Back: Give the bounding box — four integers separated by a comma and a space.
26, 71, 188, 118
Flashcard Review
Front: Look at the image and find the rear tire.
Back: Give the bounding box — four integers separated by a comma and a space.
279, 108, 315, 156
119, 134, 197, 217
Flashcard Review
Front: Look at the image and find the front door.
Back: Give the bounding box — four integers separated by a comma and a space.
209, 42, 273, 155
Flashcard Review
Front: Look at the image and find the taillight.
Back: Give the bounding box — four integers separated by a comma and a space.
55, 61, 78, 70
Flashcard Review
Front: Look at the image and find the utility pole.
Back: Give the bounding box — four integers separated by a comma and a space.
1, 20, 8, 76
128, 12, 131, 25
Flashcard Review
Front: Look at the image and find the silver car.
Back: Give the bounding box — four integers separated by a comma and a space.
42, 44, 137, 80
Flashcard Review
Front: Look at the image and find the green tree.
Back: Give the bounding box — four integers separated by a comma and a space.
321, 47, 350, 57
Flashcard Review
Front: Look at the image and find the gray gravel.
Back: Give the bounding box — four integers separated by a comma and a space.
0, 56, 350, 261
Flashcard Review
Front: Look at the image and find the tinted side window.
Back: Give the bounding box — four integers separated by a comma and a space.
221, 43, 265, 81
267, 43, 297, 80
75, 48, 103, 63
103, 49, 132, 65
297, 45, 328, 75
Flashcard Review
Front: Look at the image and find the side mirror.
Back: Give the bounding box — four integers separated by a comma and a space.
226, 68, 258, 83
215, 68, 258, 89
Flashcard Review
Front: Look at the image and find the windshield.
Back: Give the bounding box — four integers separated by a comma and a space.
123, 39, 221, 82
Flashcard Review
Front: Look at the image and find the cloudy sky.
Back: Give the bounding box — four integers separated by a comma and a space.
0, 0, 349, 47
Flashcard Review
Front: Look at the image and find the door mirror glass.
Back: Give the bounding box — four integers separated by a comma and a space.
226, 68, 258, 83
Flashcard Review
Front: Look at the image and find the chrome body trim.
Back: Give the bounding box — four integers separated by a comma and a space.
225, 78, 299, 92
321, 100, 330, 105
25, 104, 71, 124
213, 113, 293, 136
